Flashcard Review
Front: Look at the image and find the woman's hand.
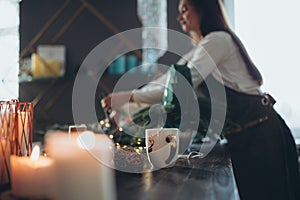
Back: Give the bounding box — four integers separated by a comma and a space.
101, 91, 134, 110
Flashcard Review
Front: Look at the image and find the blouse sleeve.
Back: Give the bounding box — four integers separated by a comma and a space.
189, 32, 231, 87
132, 71, 169, 104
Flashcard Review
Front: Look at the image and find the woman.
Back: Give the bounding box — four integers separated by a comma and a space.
102, 0, 300, 199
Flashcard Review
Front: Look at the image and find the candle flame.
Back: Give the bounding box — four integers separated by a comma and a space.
30, 146, 40, 161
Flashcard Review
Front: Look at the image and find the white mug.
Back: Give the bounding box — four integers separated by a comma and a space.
145, 128, 179, 169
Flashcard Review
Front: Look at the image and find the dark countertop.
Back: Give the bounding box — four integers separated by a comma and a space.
116, 142, 239, 200
0, 142, 239, 200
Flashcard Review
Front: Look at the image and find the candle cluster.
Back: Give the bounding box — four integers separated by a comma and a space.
9, 131, 116, 200
0, 100, 33, 186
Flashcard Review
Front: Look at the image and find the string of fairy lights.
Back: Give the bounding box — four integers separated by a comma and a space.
98, 112, 147, 154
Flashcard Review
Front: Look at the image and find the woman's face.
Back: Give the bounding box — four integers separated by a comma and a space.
177, 0, 201, 33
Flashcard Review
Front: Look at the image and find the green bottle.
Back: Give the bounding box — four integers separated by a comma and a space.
162, 65, 177, 106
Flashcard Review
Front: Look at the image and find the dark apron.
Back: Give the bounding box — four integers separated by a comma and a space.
165, 65, 299, 199
198, 75, 300, 200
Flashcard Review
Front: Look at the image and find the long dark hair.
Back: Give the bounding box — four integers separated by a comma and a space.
189, 0, 263, 85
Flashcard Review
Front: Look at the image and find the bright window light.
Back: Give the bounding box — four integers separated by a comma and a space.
0, 0, 20, 100
235, 0, 300, 129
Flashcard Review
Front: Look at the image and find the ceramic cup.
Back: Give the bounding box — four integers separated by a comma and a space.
145, 128, 179, 169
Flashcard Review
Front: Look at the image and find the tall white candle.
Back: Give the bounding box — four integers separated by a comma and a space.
45, 131, 116, 200
10, 146, 57, 199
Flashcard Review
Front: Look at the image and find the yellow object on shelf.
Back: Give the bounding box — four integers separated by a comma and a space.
31, 53, 63, 78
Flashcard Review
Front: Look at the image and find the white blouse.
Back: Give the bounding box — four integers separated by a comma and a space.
132, 31, 262, 104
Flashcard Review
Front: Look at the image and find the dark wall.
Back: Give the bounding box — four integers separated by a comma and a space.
19, 0, 183, 133
20, 0, 182, 71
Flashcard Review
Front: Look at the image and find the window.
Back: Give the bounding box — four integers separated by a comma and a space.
0, 0, 20, 100
230, 0, 300, 130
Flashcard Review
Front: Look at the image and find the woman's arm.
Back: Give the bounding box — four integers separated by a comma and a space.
102, 71, 170, 110
131, 71, 170, 104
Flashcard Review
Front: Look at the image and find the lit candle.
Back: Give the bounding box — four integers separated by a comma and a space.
10, 146, 56, 199
45, 131, 116, 200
